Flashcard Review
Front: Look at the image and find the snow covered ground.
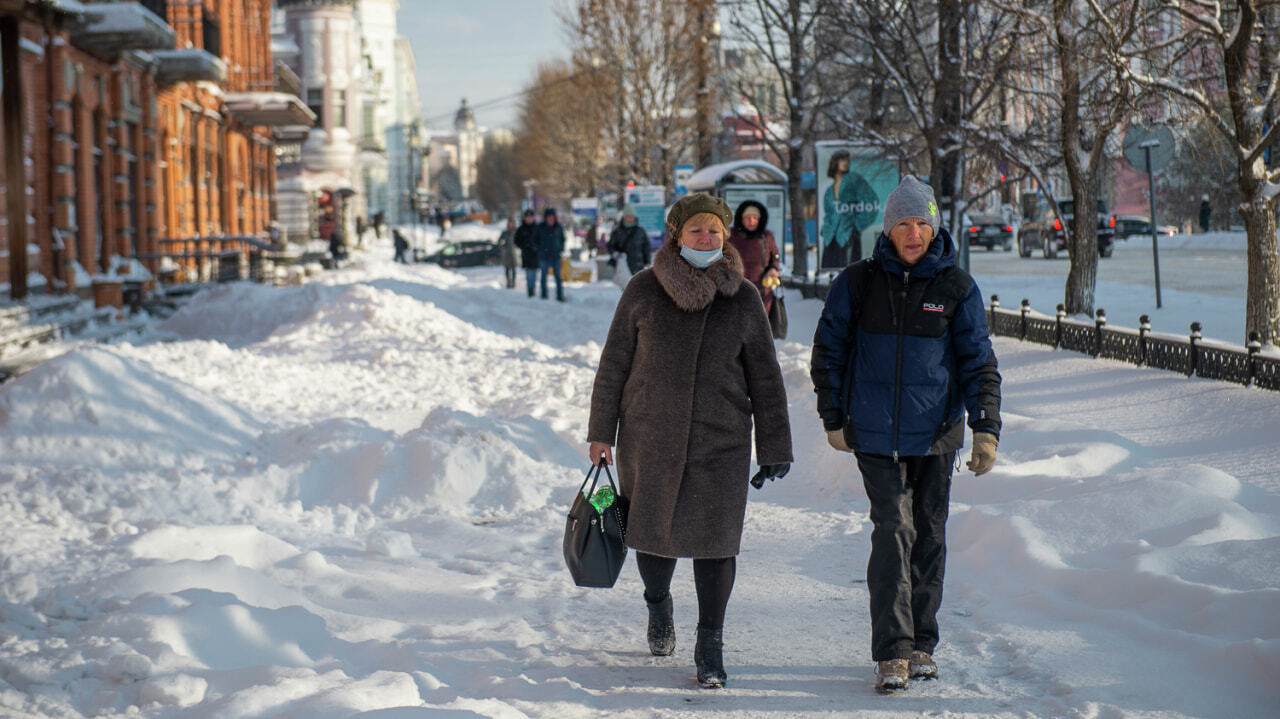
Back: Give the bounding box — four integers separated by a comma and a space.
0, 226, 1276, 718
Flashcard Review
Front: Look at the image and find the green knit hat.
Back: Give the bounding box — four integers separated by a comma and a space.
665, 192, 733, 240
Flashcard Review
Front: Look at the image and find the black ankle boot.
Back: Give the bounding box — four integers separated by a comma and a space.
694, 625, 726, 688
646, 595, 675, 656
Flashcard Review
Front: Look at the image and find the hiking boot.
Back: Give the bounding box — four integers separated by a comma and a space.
909, 650, 937, 680
694, 625, 726, 688
875, 658, 909, 694
646, 595, 675, 656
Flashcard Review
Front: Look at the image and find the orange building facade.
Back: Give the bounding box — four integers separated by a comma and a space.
1, 0, 310, 302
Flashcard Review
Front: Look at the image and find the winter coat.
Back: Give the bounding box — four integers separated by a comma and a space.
499, 227, 517, 268
513, 222, 539, 269
588, 240, 793, 559
608, 222, 651, 274
533, 222, 566, 263
726, 200, 781, 316
810, 228, 1002, 458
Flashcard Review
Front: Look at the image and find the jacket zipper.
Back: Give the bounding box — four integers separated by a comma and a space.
891, 270, 910, 461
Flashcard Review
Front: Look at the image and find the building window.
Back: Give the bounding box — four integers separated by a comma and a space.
333, 90, 346, 129
307, 88, 322, 127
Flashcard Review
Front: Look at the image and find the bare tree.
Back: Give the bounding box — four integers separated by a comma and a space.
565, 0, 700, 192
1114, 0, 1280, 345
724, 0, 839, 276
513, 60, 611, 207
474, 138, 527, 217
821, 2, 1027, 244
985, 0, 1148, 316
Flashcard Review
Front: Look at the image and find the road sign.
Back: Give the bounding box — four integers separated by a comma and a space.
1123, 124, 1175, 174
673, 164, 694, 198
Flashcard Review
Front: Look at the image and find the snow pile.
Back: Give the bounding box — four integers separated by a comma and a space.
0, 235, 1275, 717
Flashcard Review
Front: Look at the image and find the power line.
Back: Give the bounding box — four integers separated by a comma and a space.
418, 63, 602, 125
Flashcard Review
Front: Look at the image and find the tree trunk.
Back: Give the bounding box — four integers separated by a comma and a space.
1242, 194, 1280, 345
930, 0, 962, 207
787, 155, 808, 276
787, 0, 808, 277
1056, 0, 1098, 317
1224, 0, 1280, 346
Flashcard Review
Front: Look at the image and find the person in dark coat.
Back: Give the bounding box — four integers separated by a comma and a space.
498, 217, 518, 288
1199, 194, 1211, 233
810, 175, 1002, 694
607, 204, 651, 274
533, 207, 566, 301
726, 199, 781, 316
512, 209, 540, 297
392, 228, 410, 264
588, 192, 793, 689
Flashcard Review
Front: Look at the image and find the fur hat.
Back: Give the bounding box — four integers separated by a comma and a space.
665, 192, 733, 240
883, 175, 939, 236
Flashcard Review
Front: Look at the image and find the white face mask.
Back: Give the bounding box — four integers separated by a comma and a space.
679, 245, 723, 268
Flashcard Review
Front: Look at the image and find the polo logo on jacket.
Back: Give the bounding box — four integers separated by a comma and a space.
922, 302, 945, 313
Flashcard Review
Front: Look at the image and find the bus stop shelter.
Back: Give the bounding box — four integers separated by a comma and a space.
684, 160, 789, 262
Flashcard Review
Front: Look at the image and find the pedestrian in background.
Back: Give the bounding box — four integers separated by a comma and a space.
513, 209, 540, 297
392, 228, 410, 264
588, 192, 793, 689
534, 208, 566, 302
499, 217, 518, 288
607, 204, 651, 276
810, 175, 1002, 694
1199, 194, 1212, 233
726, 200, 781, 317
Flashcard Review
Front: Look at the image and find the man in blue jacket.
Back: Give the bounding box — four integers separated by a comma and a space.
810, 175, 1002, 694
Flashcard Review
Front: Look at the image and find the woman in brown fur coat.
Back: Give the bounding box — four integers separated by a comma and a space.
587, 192, 793, 689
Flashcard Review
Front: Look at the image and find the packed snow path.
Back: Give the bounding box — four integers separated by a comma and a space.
0, 239, 1276, 718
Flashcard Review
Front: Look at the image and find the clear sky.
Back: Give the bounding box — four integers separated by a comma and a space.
397, 0, 570, 132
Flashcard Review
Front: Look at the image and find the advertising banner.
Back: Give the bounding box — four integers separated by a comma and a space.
570, 197, 599, 242
627, 185, 667, 248
814, 142, 898, 270
673, 164, 695, 198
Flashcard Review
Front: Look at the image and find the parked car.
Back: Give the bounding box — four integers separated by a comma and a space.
1114, 214, 1177, 240
418, 240, 502, 267
1017, 199, 1115, 259
965, 213, 1014, 251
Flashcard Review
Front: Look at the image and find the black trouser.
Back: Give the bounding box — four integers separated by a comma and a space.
635, 552, 736, 630
855, 451, 954, 661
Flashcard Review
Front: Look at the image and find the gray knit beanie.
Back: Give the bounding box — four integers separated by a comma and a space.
882, 175, 940, 236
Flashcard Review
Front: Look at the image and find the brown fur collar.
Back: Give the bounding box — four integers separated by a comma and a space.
651, 240, 745, 311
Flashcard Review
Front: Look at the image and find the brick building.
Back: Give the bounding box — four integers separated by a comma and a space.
1, 0, 311, 303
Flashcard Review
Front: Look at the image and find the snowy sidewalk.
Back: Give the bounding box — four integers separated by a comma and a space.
0, 238, 1276, 717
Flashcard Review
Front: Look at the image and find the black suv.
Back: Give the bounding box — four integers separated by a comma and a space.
1018, 200, 1115, 259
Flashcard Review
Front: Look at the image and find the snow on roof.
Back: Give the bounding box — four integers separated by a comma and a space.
685, 159, 787, 191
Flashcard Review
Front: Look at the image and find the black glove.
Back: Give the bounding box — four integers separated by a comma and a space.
749, 463, 791, 489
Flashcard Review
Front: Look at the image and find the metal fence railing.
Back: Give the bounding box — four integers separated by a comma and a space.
783, 275, 1280, 392
988, 296, 1280, 391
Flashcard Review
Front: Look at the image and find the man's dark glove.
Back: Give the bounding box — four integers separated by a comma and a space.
750, 463, 791, 489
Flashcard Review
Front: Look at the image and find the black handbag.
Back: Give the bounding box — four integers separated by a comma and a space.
768, 291, 788, 339
562, 461, 629, 588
